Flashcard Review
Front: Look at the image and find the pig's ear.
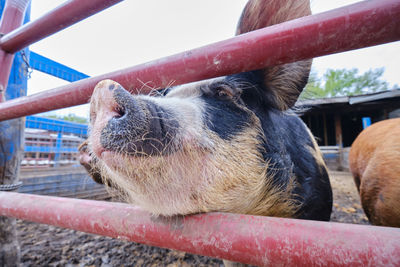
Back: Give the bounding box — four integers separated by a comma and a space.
235, 0, 312, 110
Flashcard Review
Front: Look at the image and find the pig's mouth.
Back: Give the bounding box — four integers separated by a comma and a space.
94, 129, 179, 172
100, 123, 177, 157
94, 128, 210, 172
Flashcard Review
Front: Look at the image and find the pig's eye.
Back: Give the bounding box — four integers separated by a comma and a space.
155, 87, 171, 97
204, 82, 242, 102
162, 88, 171, 96
217, 88, 235, 98
151, 87, 171, 97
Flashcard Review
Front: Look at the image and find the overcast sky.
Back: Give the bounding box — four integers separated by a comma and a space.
27, 0, 400, 119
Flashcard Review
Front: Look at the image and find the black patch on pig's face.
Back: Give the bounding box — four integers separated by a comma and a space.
198, 80, 253, 140
202, 96, 252, 140
100, 87, 179, 156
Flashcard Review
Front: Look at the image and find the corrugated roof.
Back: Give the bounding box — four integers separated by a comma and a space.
297, 89, 400, 106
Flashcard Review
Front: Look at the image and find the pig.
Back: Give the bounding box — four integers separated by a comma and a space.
349, 118, 400, 227
86, 0, 332, 222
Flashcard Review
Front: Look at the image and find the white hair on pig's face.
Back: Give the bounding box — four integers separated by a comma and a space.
89, 79, 298, 216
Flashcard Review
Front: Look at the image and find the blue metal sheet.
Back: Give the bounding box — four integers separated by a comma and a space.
24, 146, 78, 153
323, 153, 338, 159
0, 0, 4, 18
25, 115, 88, 137
362, 117, 371, 129
29, 51, 89, 82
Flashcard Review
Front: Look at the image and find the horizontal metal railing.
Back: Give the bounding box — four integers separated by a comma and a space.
0, 0, 123, 53
1, 192, 399, 266
0, 0, 399, 121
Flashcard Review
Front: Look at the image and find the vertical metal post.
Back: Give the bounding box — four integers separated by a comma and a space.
0, 0, 30, 102
323, 113, 328, 146
0, 0, 30, 266
334, 114, 343, 170
54, 132, 62, 166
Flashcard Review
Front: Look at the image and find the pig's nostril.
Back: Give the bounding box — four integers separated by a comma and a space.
114, 106, 126, 119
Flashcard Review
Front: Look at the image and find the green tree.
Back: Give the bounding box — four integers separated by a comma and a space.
44, 114, 88, 124
301, 68, 392, 99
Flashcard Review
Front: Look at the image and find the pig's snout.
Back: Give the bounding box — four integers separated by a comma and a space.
90, 80, 179, 158
90, 80, 140, 127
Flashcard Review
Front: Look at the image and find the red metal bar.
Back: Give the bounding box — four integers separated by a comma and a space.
0, 0, 30, 102
0, 0, 124, 54
0, 192, 399, 266
0, 0, 399, 121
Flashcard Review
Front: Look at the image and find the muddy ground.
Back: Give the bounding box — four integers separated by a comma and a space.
328, 171, 369, 225
16, 171, 369, 266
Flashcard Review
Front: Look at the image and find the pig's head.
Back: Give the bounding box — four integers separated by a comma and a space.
87, 0, 322, 217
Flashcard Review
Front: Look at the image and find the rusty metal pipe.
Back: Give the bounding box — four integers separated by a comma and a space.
0, 0, 399, 120
0, 0, 30, 102
0, 192, 399, 266
0, 0, 124, 54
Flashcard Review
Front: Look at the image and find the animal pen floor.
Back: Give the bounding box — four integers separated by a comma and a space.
16, 171, 369, 266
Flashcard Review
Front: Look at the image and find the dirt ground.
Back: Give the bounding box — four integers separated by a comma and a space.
16, 171, 369, 266
328, 171, 369, 225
